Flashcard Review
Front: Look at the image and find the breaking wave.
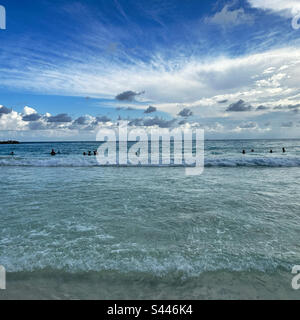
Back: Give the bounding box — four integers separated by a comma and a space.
0, 156, 300, 167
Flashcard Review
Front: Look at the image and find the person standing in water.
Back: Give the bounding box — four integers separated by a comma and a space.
282, 147, 286, 153
270, 149, 273, 153
242, 150, 246, 154
50, 149, 56, 156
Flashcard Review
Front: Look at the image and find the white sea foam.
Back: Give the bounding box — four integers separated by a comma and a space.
0, 249, 291, 275
205, 156, 300, 167
0, 156, 299, 167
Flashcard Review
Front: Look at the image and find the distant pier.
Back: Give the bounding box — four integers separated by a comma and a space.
0, 140, 20, 144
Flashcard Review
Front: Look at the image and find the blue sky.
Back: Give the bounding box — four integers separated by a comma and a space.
0, 0, 300, 140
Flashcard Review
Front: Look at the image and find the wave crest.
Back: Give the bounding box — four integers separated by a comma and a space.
0, 156, 299, 167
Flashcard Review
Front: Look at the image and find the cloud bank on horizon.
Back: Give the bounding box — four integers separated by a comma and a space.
0, 0, 300, 140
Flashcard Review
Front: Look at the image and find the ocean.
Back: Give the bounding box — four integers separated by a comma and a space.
0, 139, 300, 299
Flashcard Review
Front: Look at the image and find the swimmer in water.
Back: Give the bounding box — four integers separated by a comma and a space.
50, 149, 56, 156
270, 149, 273, 153
242, 150, 246, 154
282, 147, 286, 153
251, 149, 254, 152
88, 151, 92, 156
83, 152, 87, 156
93, 150, 98, 156
10, 151, 14, 156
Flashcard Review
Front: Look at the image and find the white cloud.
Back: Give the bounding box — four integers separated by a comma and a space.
1, 47, 300, 118
0, 104, 298, 140
1, 46, 300, 139
23, 106, 37, 115
0, 110, 27, 131
248, 0, 300, 18
205, 4, 254, 27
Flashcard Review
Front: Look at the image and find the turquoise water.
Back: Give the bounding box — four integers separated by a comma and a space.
0, 140, 300, 299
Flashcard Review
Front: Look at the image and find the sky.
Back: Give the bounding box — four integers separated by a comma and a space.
0, 0, 300, 141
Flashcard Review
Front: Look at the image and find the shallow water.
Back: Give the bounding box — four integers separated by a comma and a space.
0, 140, 300, 299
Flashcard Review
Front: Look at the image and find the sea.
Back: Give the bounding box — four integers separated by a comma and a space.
0, 139, 300, 300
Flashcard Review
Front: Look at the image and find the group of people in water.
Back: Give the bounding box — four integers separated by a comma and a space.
83, 150, 98, 156
9, 147, 288, 157
50, 149, 98, 156
242, 147, 286, 154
